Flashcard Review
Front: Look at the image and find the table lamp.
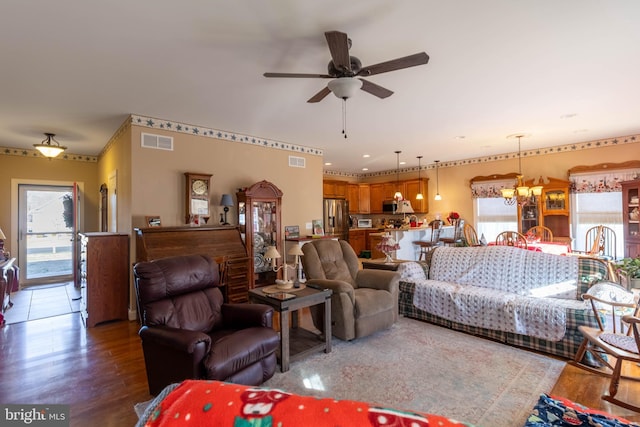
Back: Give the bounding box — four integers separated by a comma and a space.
219, 194, 234, 225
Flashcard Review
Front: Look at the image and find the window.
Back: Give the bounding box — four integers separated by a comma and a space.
571, 192, 623, 254
474, 197, 517, 243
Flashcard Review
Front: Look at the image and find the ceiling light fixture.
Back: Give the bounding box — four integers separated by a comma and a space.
328, 77, 362, 139
416, 156, 424, 200
434, 160, 442, 201
394, 150, 403, 201
34, 133, 67, 158
500, 134, 542, 206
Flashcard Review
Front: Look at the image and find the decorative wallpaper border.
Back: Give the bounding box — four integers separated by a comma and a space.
324, 134, 640, 178
130, 114, 324, 157
0, 146, 98, 162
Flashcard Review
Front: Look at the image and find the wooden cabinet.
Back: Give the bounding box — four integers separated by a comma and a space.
369, 184, 385, 213
224, 257, 251, 303
403, 179, 429, 213
540, 178, 570, 242
237, 180, 283, 288
347, 184, 370, 214
348, 229, 367, 256
79, 232, 129, 328
323, 180, 347, 199
621, 179, 640, 258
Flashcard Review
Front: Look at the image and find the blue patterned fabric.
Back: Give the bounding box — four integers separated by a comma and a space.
524, 394, 639, 426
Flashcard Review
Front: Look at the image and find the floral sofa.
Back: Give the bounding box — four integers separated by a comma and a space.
397, 245, 611, 360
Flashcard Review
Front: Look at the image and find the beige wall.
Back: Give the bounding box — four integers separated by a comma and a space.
129, 125, 324, 235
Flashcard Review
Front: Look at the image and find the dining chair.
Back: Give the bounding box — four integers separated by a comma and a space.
439, 218, 465, 247
412, 220, 443, 260
463, 223, 481, 246
570, 281, 640, 411
573, 225, 618, 278
495, 231, 528, 249
527, 225, 553, 242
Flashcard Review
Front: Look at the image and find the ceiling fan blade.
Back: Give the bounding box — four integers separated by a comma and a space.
324, 31, 351, 73
359, 79, 394, 99
307, 86, 332, 103
264, 72, 332, 78
358, 52, 429, 77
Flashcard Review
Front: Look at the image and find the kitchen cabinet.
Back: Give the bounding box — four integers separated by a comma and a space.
78, 232, 129, 327
347, 184, 370, 214
237, 180, 283, 288
403, 179, 429, 213
621, 179, 640, 258
323, 179, 347, 199
369, 184, 385, 213
348, 229, 367, 256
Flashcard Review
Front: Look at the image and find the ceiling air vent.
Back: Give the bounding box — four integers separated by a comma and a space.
288, 155, 305, 168
141, 133, 173, 151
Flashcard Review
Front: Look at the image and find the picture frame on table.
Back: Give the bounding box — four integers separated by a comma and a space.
145, 216, 162, 227
312, 219, 324, 237
285, 225, 300, 239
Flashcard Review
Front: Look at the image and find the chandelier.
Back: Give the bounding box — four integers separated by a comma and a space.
500, 134, 542, 206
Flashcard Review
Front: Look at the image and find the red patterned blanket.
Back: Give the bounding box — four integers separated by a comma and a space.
136, 379, 475, 427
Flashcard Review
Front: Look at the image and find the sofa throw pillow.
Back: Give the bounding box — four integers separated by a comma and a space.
397, 262, 427, 282
524, 394, 638, 427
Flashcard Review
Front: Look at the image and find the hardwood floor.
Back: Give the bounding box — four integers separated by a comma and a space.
0, 312, 638, 426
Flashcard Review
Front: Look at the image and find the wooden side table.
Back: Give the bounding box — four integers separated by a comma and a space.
249, 285, 332, 372
361, 258, 407, 271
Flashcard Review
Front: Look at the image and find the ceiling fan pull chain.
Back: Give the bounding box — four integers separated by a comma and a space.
342, 98, 348, 138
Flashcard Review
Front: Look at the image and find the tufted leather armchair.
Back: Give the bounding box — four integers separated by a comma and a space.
301, 239, 400, 341
134, 254, 279, 395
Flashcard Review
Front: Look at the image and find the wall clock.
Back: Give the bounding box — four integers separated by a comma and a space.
184, 172, 212, 224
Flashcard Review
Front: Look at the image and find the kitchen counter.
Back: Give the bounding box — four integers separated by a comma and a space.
375, 226, 455, 261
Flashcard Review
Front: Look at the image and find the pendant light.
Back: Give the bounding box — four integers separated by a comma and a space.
415, 156, 424, 200
434, 160, 442, 201
393, 151, 403, 201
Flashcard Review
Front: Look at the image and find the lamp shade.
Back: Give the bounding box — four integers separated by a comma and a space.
0, 227, 6, 240
287, 245, 304, 256
220, 194, 234, 207
263, 246, 281, 260
33, 133, 67, 158
397, 200, 414, 214
327, 77, 362, 99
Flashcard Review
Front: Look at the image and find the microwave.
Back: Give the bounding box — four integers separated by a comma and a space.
357, 219, 373, 228
382, 200, 397, 213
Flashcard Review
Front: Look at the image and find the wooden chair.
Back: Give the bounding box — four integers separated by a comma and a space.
463, 223, 481, 246
570, 282, 640, 411
439, 218, 465, 247
573, 225, 618, 279
526, 225, 553, 242
412, 220, 443, 260
495, 231, 528, 249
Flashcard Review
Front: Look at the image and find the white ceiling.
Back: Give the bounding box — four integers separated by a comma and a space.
2, 1, 640, 173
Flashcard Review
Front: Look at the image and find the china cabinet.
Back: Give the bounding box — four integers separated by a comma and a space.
237, 180, 283, 288
621, 179, 640, 258
516, 177, 570, 244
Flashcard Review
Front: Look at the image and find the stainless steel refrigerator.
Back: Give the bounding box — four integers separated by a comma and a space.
323, 198, 349, 241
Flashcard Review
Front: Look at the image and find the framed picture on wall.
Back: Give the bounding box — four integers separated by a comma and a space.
145, 216, 162, 227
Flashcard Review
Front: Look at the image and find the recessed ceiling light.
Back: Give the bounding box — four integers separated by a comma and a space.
362, 167, 369, 171
455, 136, 466, 140
560, 113, 577, 119
362, 154, 370, 158
573, 129, 589, 133
324, 162, 332, 166
400, 161, 406, 165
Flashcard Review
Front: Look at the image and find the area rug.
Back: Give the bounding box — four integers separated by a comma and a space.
263, 317, 566, 427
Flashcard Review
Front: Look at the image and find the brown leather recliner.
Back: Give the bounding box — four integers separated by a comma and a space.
134, 254, 279, 395
301, 239, 400, 341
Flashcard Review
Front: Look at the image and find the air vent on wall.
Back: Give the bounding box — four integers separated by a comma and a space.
141, 133, 173, 151
289, 155, 305, 168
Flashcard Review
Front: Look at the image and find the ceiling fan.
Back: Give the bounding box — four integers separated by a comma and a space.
263, 30, 429, 103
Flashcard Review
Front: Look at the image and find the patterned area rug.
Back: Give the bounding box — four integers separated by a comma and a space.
264, 317, 565, 427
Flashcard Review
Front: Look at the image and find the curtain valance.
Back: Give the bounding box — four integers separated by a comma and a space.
569, 168, 640, 193
470, 178, 516, 199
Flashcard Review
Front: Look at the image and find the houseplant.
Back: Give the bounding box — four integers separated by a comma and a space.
614, 256, 640, 289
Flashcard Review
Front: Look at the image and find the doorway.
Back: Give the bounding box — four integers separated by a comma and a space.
17, 184, 76, 286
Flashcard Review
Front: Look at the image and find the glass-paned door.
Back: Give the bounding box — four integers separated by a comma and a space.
18, 184, 75, 286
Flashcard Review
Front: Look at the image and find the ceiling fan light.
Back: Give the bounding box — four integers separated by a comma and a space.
327, 77, 362, 99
